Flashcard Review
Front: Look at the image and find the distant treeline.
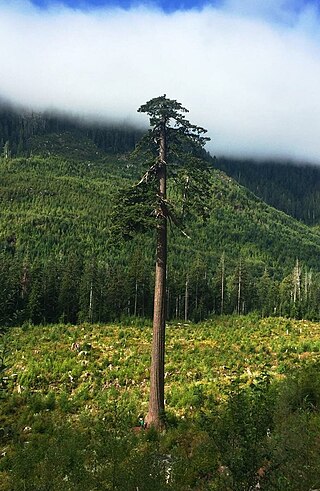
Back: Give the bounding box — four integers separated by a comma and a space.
1, 151, 320, 325
0, 101, 143, 156
1, 249, 320, 326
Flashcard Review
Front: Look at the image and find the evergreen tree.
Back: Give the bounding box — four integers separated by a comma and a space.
256, 269, 277, 317
58, 255, 82, 324
117, 95, 210, 428
3, 140, 10, 159
26, 264, 43, 324
214, 252, 226, 315
231, 257, 254, 315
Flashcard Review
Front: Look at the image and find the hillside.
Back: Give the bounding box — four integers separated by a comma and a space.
1, 103, 320, 323
2, 100, 320, 225
215, 157, 320, 225
0, 100, 143, 158
1, 146, 320, 324
2, 151, 320, 268
2, 105, 320, 489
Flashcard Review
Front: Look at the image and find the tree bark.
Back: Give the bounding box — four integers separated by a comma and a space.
184, 277, 189, 321
237, 258, 242, 315
221, 252, 225, 315
146, 122, 167, 429
88, 281, 93, 323
134, 279, 138, 317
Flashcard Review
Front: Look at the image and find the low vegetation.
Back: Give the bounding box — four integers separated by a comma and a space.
1, 316, 320, 490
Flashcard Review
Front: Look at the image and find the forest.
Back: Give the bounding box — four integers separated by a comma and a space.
215, 157, 320, 226
1, 101, 320, 489
0, 102, 320, 326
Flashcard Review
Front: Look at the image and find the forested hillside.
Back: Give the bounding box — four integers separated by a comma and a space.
0, 100, 143, 157
1, 102, 320, 325
215, 157, 320, 225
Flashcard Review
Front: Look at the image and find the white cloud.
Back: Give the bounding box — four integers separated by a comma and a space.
1, 0, 320, 162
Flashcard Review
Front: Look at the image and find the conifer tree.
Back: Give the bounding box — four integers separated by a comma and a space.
3, 140, 10, 159
117, 95, 211, 428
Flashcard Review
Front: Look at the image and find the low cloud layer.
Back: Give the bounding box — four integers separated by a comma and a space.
1, 0, 320, 162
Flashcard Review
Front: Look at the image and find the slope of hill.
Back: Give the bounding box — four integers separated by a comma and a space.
2, 153, 320, 267
1, 101, 320, 323
0, 99, 143, 157
1, 138, 320, 324
2, 100, 320, 224
215, 157, 320, 225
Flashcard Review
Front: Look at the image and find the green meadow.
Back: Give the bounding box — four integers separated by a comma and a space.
1, 316, 320, 490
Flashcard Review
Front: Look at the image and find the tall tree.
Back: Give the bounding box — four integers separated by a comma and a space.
118, 95, 210, 428
3, 140, 10, 159
214, 252, 226, 315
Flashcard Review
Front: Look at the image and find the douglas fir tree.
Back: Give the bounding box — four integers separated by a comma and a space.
116, 95, 211, 428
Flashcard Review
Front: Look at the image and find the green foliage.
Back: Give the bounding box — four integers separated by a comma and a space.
114, 95, 212, 244
112, 181, 158, 239
0, 330, 8, 396
0, 101, 142, 158
216, 157, 320, 226
1, 111, 320, 324
2, 319, 320, 489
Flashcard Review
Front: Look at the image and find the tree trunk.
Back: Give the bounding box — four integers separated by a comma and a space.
293, 258, 301, 304
221, 252, 225, 315
237, 259, 242, 315
88, 281, 93, 323
146, 122, 167, 429
142, 283, 145, 317
134, 279, 138, 317
184, 277, 189, 321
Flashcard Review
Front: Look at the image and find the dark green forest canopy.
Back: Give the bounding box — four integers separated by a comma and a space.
215, 157, 320, 226
2, 100, 320, 225
0, 100, 143, 158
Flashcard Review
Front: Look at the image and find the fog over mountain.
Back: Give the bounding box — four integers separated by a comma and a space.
1, 0, 320, 162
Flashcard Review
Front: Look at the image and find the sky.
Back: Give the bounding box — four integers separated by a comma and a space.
1, 0, 320, 162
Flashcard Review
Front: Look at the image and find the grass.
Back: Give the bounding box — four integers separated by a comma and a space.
2, 316, 320, 490
3, 316, 320, 419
